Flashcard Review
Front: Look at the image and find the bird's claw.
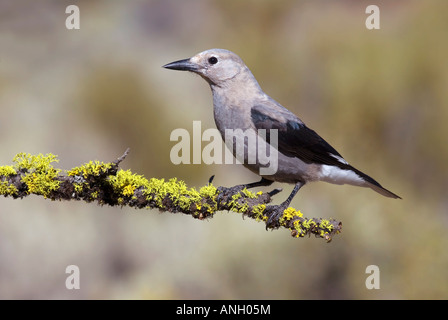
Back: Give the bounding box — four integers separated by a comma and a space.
216, 184, 245, 204
265, 203, 288, 230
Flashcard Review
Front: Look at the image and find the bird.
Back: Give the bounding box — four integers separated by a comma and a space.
163, 48, 401, 228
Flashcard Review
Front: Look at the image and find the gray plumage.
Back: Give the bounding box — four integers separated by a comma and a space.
163, 49, 400, 227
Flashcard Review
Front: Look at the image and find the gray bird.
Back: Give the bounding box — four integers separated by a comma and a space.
163, 48, 400, 228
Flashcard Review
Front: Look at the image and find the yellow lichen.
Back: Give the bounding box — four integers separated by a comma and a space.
13, 153, 59, 172
292, 219, 304, 238
1, 152, 337, 240
241, 188, 258, 199
252, 204, 267, 221
108, 169, 149, 198
140, 177, 214, 214
227, 192, 245, 213
0, 181, 18, 196
67, 160, 112, 178
279, 207, 303, 225
0, 164, 18, 196
11, 153, 60, 198
198, 184, 218, 213
73, 182, 85, 194
0, 165, 17, 177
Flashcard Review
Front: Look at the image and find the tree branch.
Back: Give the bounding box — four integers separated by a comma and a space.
0, 150, 342, 242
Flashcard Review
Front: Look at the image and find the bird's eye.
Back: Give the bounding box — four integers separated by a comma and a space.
208, 56, 218, 65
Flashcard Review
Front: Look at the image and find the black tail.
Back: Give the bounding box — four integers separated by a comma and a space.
351, 166, 401, 199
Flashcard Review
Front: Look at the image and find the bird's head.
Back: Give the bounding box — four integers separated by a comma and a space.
163, 49, 246, 86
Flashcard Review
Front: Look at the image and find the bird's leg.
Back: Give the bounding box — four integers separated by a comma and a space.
265, 181, 304, 230
224, 177, 273, 193
210, 176, 272, 189
247, 179, 283, 198
229, 177, 273, 196
241, 177, 274, 189
217, 178, 274, 202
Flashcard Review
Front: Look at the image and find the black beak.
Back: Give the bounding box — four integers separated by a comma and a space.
162, 58, 198, 72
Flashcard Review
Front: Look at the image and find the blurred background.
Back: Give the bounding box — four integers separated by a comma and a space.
0, 0, 447, 299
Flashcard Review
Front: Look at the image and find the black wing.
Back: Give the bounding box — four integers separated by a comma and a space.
251, 105, 350, 170
251, 104, 401, 198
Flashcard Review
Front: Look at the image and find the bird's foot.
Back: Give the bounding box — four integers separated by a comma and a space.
217, 184, 244, 195
216, 184, 245, 204
265, 202, 289, 230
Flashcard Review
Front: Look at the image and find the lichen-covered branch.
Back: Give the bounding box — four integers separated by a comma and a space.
0, 150, 342, 242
